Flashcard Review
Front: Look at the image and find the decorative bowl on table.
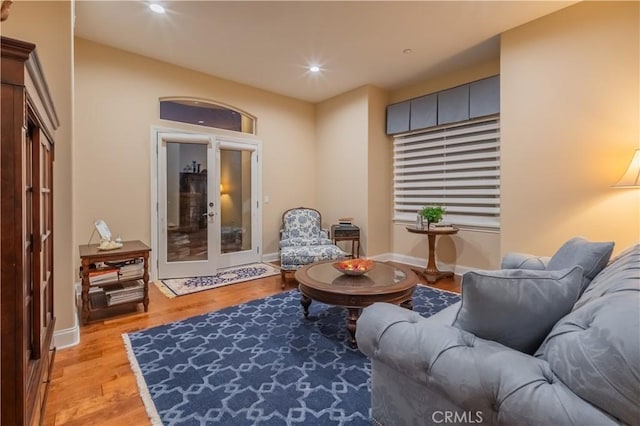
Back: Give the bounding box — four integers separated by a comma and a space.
333, 259, 375, 276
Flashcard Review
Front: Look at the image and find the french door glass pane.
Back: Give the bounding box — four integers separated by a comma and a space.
220, 149, 252, 253
166, 142, 208, 262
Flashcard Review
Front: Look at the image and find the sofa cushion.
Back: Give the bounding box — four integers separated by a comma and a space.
453, 266, 583, 354
535, 244, 640, 425
280, 245, 345, 271
279, 237, 334, 248
546, 237, 614, 294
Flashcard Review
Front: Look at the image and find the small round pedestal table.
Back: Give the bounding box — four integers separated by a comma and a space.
406, 226, 459, 283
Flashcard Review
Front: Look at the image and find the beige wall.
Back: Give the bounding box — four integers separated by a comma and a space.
389, 59, 503, 270
2, 1, 76, 333
366, 86, 392, 256
74, 38, 317, 265
501, 1, 639, 257
316, 87, 369, 252
315, 85, 391, 257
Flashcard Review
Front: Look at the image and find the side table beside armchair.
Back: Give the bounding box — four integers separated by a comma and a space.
331, 224, 360, 258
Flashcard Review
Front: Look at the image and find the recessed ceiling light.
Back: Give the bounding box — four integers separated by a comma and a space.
309, 66, 321, 73
149, 3, 165, 14
403, 48, 413, 54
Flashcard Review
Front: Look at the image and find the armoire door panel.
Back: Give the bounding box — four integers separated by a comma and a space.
1, 36, 58, 426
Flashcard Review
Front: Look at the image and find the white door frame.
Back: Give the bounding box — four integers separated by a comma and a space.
149, 126, 263, 281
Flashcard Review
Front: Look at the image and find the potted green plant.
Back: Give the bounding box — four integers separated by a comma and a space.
419, 205, 446, 229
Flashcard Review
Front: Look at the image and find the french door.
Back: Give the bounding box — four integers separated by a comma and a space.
155, 131, 261, 279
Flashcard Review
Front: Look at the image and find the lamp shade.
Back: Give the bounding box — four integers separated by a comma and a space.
613, 149, 640, 188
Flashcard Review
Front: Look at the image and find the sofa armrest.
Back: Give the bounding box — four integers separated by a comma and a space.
357, 303, 620, 425
501, 252, 550, 270
356, 302, 483, 387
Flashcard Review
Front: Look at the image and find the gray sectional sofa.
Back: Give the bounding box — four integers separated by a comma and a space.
357, 239, 639, 425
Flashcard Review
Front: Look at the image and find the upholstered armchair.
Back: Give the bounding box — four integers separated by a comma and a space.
279, 207, 346, 288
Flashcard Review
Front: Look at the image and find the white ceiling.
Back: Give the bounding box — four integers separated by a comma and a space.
74, 1, 576, 103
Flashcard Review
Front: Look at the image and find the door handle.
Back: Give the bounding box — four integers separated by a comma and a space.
202, 212, 214, 217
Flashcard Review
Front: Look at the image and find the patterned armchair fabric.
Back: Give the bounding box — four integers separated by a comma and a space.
281, 208, 326, 240
279, 207, 345, 288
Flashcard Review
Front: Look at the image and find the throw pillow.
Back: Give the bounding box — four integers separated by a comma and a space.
546, 237, 614, 294
452, 266, 583, 354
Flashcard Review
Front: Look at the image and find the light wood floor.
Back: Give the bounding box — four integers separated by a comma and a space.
44, 267, 460, 426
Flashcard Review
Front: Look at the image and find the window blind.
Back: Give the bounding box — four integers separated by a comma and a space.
393, 115, 500, 229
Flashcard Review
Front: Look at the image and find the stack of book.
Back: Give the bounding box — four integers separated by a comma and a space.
88, 286, 108, 307
88, 268, 118, 285
430, 223, 456, 231
338, 217, 354, 226
118, 261, 144, 280
105, 280, 144, 306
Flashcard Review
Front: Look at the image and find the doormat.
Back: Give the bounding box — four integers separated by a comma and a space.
155, 263, 280, 298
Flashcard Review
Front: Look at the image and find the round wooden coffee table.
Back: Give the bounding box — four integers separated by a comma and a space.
295, 260, 418, 347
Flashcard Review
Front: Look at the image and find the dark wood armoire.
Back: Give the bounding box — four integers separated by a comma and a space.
1, 36, 59, 425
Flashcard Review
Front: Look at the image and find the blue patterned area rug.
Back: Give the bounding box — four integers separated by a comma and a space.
155, 263, 280, 298
123, 285, 460, 425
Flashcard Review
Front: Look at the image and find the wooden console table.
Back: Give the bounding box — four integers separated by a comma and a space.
406, 226, 459, 283
79, 240, 151, 324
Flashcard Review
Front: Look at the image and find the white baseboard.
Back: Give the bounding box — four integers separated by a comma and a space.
262, 251, 279, 263
54, 312, 80, 349
52, 281, 83, 349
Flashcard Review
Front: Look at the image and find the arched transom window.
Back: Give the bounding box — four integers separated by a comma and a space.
160, 97, 256, 134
